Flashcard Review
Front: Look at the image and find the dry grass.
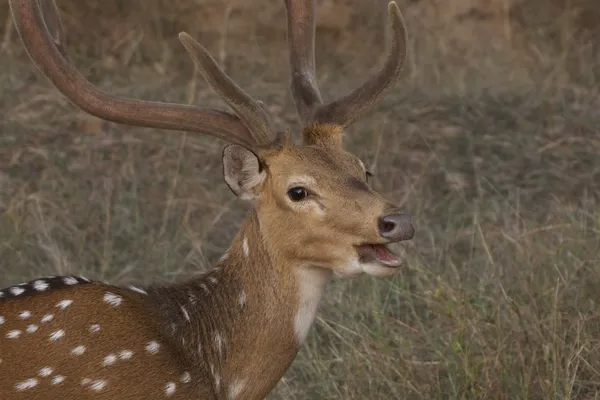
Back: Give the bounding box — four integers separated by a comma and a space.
2, 0, 600, 398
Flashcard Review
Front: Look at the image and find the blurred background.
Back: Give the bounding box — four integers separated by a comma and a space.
1, 0, 599, 398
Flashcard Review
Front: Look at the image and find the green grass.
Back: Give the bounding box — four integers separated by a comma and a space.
2, 1, 600, 398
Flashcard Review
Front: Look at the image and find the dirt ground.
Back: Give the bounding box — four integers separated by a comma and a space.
1, 0, 600, 398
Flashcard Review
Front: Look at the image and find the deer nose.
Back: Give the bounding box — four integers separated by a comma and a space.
378, 212, 414, 241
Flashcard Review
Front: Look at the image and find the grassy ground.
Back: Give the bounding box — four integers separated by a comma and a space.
2, 0, 600, 398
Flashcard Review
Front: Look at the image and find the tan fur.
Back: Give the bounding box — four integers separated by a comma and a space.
302, 123, 345, 147
4, 1, 413, 398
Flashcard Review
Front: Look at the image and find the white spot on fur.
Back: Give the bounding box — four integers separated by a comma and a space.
210, 364, 221, 391
165, 382, 176, 396
63, 276, 78, 285
228, 378, 247, 400
81, 378, 91, 385
41, 314, 54, 323
15, 378, 38, 390
219, 253, 229, 264
294, 268, 331, 345
146, 341, 160, 354
127, 285, 147, 295
200, 284, 209, 294
103, 292, 122, 307
209, 276, 218, 285
89, 380, 107, 392
118, 350, 133, 360
180, 305, 190, 321
89, 324, 100, 333
19, 310, 32, 319
103, 354, 117, 366
52, 375, 65, 385
242, 237, 249, 257
239, 290, 247, 308
6, 330, 21, 339
71, 345, 86, 356
214, 332, 224, 355
33, 280, 49, 291
26, 324, 39, 333
0, 291, 4, 297
9, 286, 25, 296
0, 315, 4, 324
56, 299, 73, 310
180, 372, 191, 383
39, 367, 53, 377
49, 329, 65, 341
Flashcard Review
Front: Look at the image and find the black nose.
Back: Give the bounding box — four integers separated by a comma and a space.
378, 213, 414, 241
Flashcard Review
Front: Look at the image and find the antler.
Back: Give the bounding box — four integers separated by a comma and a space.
284, 0, 408, 128
9, 0, 276, 150
284, 0, 323, 126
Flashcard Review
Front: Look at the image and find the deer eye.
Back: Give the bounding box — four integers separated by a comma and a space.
287, 187, 308, 201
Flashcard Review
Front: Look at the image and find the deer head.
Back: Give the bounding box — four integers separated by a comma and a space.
188, 0, 412, 279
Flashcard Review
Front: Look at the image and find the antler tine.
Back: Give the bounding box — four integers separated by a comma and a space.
284, 0, 324, 126
178, 33, 276, 144
9, 0, 274, 150
312, 2, 408, 128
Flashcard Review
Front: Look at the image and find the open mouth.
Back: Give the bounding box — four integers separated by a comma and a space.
355, 244, 402, 268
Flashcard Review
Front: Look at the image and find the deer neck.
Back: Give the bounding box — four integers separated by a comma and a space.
147, 207, 332, 398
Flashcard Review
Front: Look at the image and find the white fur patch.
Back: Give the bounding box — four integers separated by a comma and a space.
294, 268, 330, 345
360, 261, 399, 277
242, 237, 249, 257
334, 258, 364, 278
227, 378, 247, 400
287, 175, 316, 188
335, 257, 399, 279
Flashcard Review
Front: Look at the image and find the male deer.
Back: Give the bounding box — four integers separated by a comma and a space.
1, 0, 413, 398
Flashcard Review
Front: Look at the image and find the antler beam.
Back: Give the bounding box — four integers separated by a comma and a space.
9, 0, 275, 150
284, 0, 324, 125
285, 0, 408, 128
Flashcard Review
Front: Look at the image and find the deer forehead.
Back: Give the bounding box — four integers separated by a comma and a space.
267, 146, 366, 185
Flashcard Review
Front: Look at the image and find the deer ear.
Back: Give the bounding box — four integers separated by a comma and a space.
222, 145, 266, 201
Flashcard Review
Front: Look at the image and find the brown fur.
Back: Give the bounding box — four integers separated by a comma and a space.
0, 211, 297, 399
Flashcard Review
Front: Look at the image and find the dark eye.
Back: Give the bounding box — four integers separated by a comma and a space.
287, 187, 308, 201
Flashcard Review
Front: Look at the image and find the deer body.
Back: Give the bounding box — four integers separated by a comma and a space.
3, 0, 414, 398
1, 210, 327, 399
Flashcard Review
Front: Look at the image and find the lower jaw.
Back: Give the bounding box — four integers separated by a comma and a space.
359, 261, 400, 277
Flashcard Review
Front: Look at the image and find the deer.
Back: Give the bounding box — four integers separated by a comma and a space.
1, 0, 413, 398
